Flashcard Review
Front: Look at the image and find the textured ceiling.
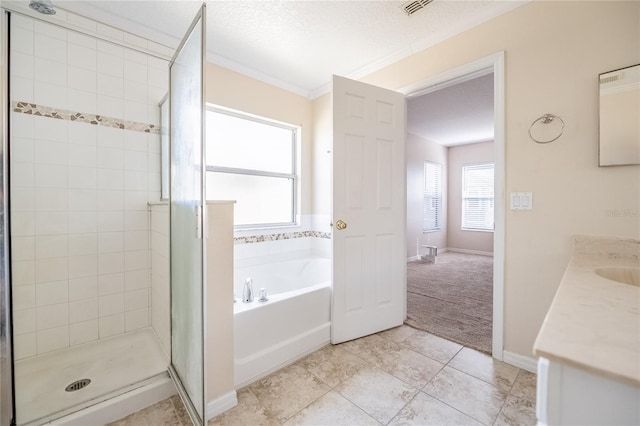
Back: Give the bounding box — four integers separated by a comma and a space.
57, 0, 525, 98
407, 73, 494, 146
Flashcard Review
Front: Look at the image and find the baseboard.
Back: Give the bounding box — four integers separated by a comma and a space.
447, 247, 494, 257
206, 390, 238, 420
407, 255, 420, 262
52, 374, 176, 425
503, 350, 538, 373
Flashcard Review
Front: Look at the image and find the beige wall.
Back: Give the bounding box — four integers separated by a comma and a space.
361, 1, 640, 357
311, 94, 332, 218
447, 141, 494, 254
205, 63, 313, 215
407, 133, 448, 258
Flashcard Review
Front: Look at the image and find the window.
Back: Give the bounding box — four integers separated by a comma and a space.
423, 161, 443, 232
205, 107, 298, 228
462, 163, 494, 231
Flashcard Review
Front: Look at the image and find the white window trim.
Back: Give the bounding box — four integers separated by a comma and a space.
205, 105, 300, 230
423, 161, 443, 233
461, 162, 495, 232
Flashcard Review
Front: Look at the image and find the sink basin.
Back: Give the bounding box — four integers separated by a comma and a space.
594, 267, 640, 286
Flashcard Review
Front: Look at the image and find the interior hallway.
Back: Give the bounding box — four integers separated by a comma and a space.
110, 325, 536, 425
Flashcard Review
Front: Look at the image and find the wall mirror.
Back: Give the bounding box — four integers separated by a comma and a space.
599, 64, 640, 166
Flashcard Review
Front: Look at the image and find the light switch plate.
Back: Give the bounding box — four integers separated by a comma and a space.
511, 192, 533, 210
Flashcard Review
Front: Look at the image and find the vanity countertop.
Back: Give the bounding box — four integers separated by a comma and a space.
533, 236, 640, 386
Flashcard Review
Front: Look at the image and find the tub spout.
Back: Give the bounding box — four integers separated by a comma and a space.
243, 278, 254, 303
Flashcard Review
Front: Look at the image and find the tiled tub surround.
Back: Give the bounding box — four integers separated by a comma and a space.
9, 13, 168, 360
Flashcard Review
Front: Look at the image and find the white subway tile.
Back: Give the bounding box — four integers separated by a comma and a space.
148, 66, 168, 90
35, 164, 66, 189
67, 30, 96, 49
98, 190, 124, 211
12, 13, 33, 30
14, 333, 36, 360
36, 280, 68, 307
68, 211, 98, 234
124, 150, 147, 172
147, 134, 161, 154
125, 268, 149, 291
69, 319, 98, 346
34, 20, 66, 41
68, 145, 97, 168
35, 257, 68, 283
69, 298, 98, 323
12, 138, 34, 163
13, 285, 35, 310
34, 139, 67, 165
97, 126, 124, 149
123, 80, 147, 103
11, 211, 35, 236
11, 77, 35, 104
12, 188, 35, 211
98, 272, 124, 296
34, 33, 66, 63
125, 288, 148, 311
68, 66, 97, 92
35, 211, 68, 235
97, 52, 124, 79
124, 60, 146, 84
98, 293, 124, 317
68, 44, 97, 71
34, 116, 66, 142
97, 169, 124, 191
98, 252, 124, 275
68, 234, 97, 257
34, 81, 67, 109
97, 73, 124, 98
68, 254, 98, 279
125, 250, 149, 271
69, 276, 98, 301
11, 113, 34, 139
125, 307, 148, 331
148, 86, 166, 108
11, 27, 34, 56
147, 55, 168, 71
68, 121, 97, 146
124, 171, 147, 191
12, 236, 34, 262
148, 153, 161, 173
97, 147, 124, 170
11, 51, 34, 79
97, 40, 124, 57
68, 89, 97, 116
98, 211, 123, 232
124, 191, 148, 210
68, 166, 98, 189
124, 131, 147, 152
37, 325, 69, 354
34, 57, 66, 85
124, 100, 147, 124
96, 23, 124, 41
14, 308, 36, 335
124, 211, 148, 231
12, 163, 35, 188
36, 302, 69, 329
124, 230, 148, 251
35, 189, 67, 211
97, 95, 123, 120
13, 261, 36, 286
98, 313, 124, 338
35, 235, 68, 259
148, 172, 160, 193
98, 232, 124, 253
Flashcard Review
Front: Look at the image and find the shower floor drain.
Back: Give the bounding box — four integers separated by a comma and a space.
65, 379, 91, 392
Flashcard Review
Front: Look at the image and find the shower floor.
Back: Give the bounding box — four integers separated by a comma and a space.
14, 328, 168, 425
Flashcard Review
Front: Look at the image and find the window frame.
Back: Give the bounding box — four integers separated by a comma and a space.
423, 161, 443, 233
205, 105, 299, 229
461, 162, 495, 232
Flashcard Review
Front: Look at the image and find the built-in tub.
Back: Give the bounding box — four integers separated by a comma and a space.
233, 255, 331, 388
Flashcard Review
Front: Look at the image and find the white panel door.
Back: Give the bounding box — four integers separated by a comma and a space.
331, 75, 406, 344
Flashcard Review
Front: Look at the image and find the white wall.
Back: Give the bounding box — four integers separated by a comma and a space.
406, 132, 448, 258
361, 0, 640, 357
447, 141, 494, 254
10, 14, 167, 359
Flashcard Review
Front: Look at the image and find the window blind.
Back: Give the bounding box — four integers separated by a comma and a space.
462, 163, 494, 231
423, 161, 442, 232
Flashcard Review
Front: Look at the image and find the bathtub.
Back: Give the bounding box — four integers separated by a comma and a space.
233, 255, 331, 388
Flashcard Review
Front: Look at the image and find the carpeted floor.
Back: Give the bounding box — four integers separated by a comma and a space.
405, 251, 493, 354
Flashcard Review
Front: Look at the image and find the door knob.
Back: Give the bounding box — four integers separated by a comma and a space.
335, 219, 347, 230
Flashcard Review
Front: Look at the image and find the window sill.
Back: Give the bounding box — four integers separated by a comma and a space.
461, 228, 494, 233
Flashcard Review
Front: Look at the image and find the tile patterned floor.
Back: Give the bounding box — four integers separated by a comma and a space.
109, 325, 537, 426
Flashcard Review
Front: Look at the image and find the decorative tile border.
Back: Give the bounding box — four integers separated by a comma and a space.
13, 101, 160, 135
234, 230, 331, 244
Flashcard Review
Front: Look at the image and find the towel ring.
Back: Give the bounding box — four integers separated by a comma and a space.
529, 113, 565, 144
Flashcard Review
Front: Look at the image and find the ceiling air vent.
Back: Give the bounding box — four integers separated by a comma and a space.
600, 73, 622, 84
402, 0, 433, 16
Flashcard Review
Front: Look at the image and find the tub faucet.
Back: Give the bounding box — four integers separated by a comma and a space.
243, 278, 254, 303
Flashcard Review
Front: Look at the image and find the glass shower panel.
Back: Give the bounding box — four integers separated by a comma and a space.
169, 5, 206, 424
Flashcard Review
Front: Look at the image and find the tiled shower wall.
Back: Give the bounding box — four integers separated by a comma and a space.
9, 14, 169, 359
